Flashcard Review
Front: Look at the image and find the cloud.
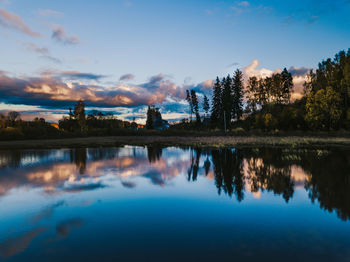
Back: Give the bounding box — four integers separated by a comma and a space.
238, 1, 249, 7
52, 25, 79, 45
243, 59, 310, 101
288, 66, 310, 77
23, 42, 61, 64
60, 71, 106, 81
38, 9, 63, 18
243, 59, 277, 78
0, 9, 41, 37
227, 62, 239, 68
24, 42, 48, 55
119, 74, 135, 81
0, 71, 187, 109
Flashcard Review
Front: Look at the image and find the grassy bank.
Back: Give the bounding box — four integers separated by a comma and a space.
1, 136, 350, 149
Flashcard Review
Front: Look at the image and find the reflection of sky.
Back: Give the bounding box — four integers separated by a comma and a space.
0, 147, 349, 261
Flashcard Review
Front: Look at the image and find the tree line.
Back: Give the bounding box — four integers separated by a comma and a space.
178, 48, 350, 131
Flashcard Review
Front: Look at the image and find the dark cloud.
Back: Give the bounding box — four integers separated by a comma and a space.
0, 9, 41, 37
60, 71, 106, 81
56, 218, 83, 238
119, 74, 135, 81
52, 25, 79, 45
0, 71, 186, 109
288, 66, 310, 76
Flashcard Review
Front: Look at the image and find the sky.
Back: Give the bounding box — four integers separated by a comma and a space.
0, 0, 349, 123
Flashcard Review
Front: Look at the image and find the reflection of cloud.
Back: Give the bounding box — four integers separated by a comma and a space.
30, 200, 65, 223
0, 228, 46, 258
56, 218, 83, 238
142, 170, 165, 186
0, 9, 41, 37
121, 181, 136, 188
63, 182, 107, 193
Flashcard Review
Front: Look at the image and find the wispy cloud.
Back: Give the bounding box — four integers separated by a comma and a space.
52, 25, 79, 45
23, 42, 61, 64
60, 71, 107, 81
38, 9, 63, 18
119, 74, 135, 81
0, 9, 41, 37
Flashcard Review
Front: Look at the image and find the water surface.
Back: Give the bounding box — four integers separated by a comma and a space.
0, 146, 349, 261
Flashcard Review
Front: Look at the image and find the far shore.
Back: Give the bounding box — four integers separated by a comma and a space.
1, 136, 350, 150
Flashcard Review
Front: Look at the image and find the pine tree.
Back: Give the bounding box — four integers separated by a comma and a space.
232, 69, 244, 120
222, 75, 233, 128
191, 90, 200, 123
203, 95, 210, 117
211, 77, 223, 127
186, 89, 193, 122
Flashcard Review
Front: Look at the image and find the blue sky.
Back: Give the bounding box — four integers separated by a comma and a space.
0, 0, 349, 122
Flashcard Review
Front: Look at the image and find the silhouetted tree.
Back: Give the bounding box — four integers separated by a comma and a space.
211, 77, 223, 127
232, 69, 244, 120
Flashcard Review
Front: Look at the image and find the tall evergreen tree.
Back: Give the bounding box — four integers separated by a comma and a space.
222, 75, 233, 129
191, 90, 200, 123
211, 77, 223, 126
186, 89, 193, 122
202, 95, 210, 117
281, 68, 293, 104
232, 69, 244, 120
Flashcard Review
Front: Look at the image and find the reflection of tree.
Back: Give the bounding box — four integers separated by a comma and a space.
246, 158, 294, 202
301, 150, 350, 221
187, 148, 202, 181
211, 149, 244, 201
147, 146, 163, 163
70, 148, 87, 175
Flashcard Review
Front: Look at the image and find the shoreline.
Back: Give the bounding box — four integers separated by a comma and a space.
1, 136, 350, 149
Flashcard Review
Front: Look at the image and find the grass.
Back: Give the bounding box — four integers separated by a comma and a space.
1, 135, 350, 149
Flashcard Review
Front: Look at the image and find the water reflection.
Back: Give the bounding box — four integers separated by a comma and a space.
0, 146, 349, 261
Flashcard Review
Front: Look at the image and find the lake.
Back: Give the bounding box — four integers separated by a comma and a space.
0, 146, 349, 262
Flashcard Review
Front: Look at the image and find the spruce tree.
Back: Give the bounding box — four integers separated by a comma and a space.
222, 75, 233, 128
211, 77, 223, 126
186, 89, 193, 122
191, 90, 200, 123
232, 69, 244, 121
202, 95, 210, 117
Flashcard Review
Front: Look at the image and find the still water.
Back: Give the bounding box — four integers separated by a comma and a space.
0, 146, 349, 262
